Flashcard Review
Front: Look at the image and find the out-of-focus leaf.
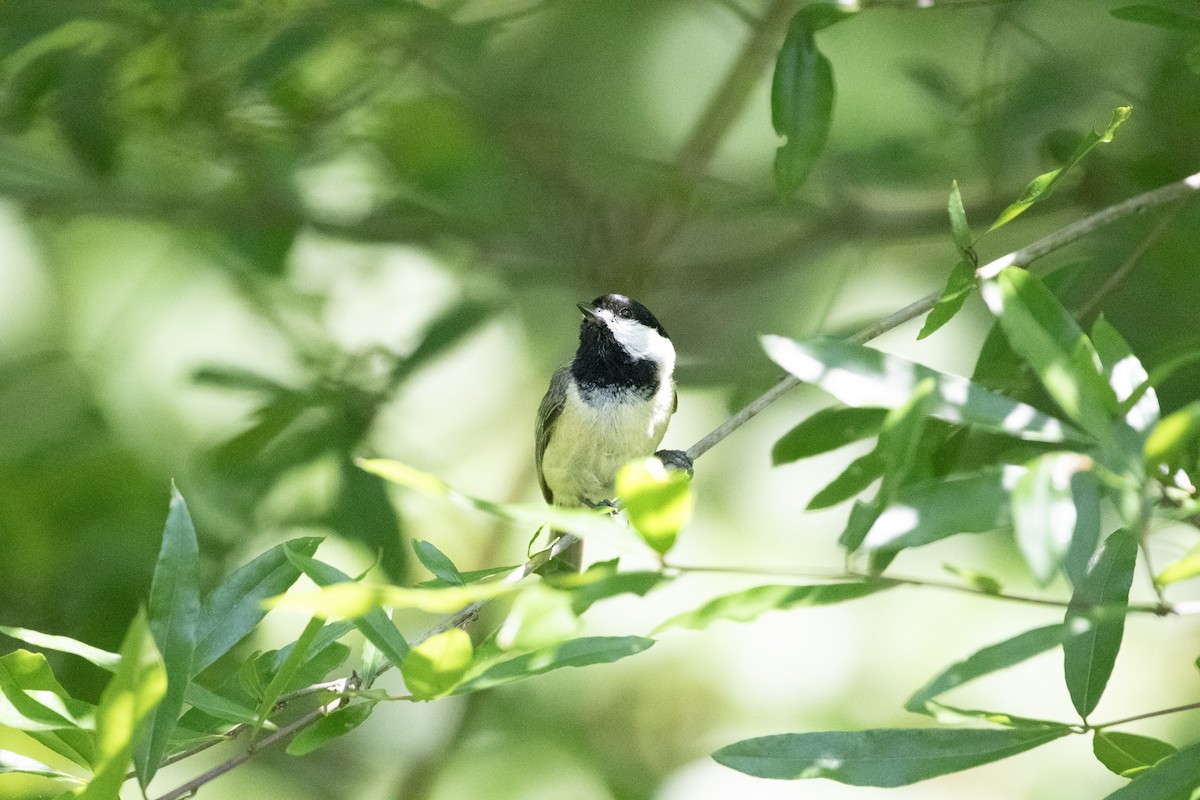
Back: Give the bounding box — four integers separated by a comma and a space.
942, 563, 1004, 595
988, 106, 1131, 231
1158, 542, 1200, 586
980, 267, 1117, 444
253, 616, 323, 735
330, 456, 408, 580
53, 49, 122, 176
771, 406, 888, 465
0, 750, 82, 783
616, 457, 693, 556
455, 636, 653, 694
548, 563, 667, 615
135, 486, 201, 787
712, 725, 1071, 785
1110, 5, 1200, 32
1064, 529, 1138, 720
282, 550, 409, 667
285, 702, 376, 756
862, 468, 1016, 552
1093, 731, 1177, 778
919, 259, 977, 340
1100, 739, 1200, 799
1063, 470, 1102, 588
77, 612, 166, 800
0, 627, 119, 672
391, 297, 497, 384
806, 449, 884, 509
358, 458, 622, 540
413, 540, 464, 585
192, 537, 323, 676
1093, 316, 1160, 434
947, 179, 974, 258
1012, 452, 1093, 585
0, 651, 96, 731
654, 582, 892, 633
270, 574, 516, 618
762, 335, 1077, 443
906, 623, 1075, 713
496, 584, 581, 651
1145, 401, 1200, 473
401, 628, 473, 700
192, 365, 292, 395
770, 9, 842, 195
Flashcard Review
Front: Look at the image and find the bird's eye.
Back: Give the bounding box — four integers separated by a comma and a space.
618, 308, 632, 319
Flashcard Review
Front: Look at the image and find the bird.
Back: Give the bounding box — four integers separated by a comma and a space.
534, 293, 691, 573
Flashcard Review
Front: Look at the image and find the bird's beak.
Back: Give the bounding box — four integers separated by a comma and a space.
577, 303, 603, 326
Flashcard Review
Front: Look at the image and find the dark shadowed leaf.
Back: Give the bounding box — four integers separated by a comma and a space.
712, 726, 1071, 785
285, 702, 376, 756
1110, 5, 1200, 32
771, 406, 887, 464
919, 259, 977, 340
771, 10, 839, 195
807, 449, 884, 510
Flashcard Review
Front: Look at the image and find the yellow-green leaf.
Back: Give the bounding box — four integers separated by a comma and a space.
616, 457, 693, 556
401, 629, 473, 700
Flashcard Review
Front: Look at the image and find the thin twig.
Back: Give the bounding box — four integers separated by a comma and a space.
685, 169, 1200, 460
1090, 700, 1200, 731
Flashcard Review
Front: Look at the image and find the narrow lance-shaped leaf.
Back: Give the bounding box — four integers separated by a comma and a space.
1063, 529, 1138, 720
907, 623, 1076, 713
413, 540, 464, 586
1158, 542, 1200, 586
762, 335, 1078, 443
0, 627, 119, 672
772, 406, 887, 465
76, 611, 166, 800
253, 615, 324, 736
807, 449, 884, 510
988, 106, 1131, 232
455, 636, 654, 694
771, 10, 841, 196
654, 582, 893, 634
918, 180, 979, 340
0, 749, 83, 784
1012, 452, 1093, 586
135, 485, 201, 787
713, 726, 1072, 786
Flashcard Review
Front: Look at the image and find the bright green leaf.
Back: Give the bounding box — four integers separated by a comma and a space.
0, 749, 83, 783
77, 611, 166, 800
1093, 731, 1177, 778
1093, 316, 1160, 434
762, 335, 1078, 443
269, 576, 517, 618
0, 650, 97, 732
988, 106, 1131, 231
455, 636, 653, 694
192, 536, 323, 675
1159, 542, 1200, 586
1145, 401, 1200, 473
402, 629, 473, 700
413, 540, 464, 585
771, 406, 888, 465
547, 562, 668, 615
713, 726, 1071, 785
616, 457, 693, 556
907, 623, 1075, 713
285, 702, 376, 756
806, 449, 884, 510
496, 584, 581, 651
654, 582, 893, 633
1100, 739, 1200, 799
919, 259, 978, 340
1064, 529, 1139, 720
0, 627, 119, 672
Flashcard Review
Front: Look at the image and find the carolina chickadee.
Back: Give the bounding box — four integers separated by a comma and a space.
535, 293, 690, 571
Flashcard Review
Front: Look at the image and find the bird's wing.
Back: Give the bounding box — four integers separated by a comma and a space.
535, 365, 571, 503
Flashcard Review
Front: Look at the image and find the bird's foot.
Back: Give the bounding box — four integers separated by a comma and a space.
583, 498, 620, 515
654, 449, 694, 477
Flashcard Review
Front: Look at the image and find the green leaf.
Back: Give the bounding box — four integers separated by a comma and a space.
0, 627, 119, 672
358, 458, 622, 540
192, 537, 323, 676
401, 628, 474, 700
1092, 316, 1160, 434
988, 106, 1131, 231
906, 623, 1075, 713
1093, 731, 1177, 778
861, 468, 1015, 552
253, 616, 324, 735
771, 406, 888, 465
616, 457, 693, 556
1063, 470, 1103, 588
547, 562, 668, 615
1110, 5, 1200, 32
134, 485, 201, 787
77, 611, 166, 800
654, 582, 893, 633
1100, 739, 1200, 799
269, 574, 517, 618
947, 179, 974, 258
391, 297, 497, 384
771, 11, 837, 196
1159, 542, 1200, 586
806, 449, 884, 510
413, 540, 464, 585
1064, 529, 1139, 720
495, 584, 581, 651
712, 726, 1071, 785
285, 702, 376, 756
455, 636, 654, 694
762, 335, 1077, 443
0, 651, 96, 737
942, 563, 1004, 595
980, 267, 1117, 444
281, 550, 410, 668
919, 259, 978, 340
1012, 452, 1094, 585
183, 683, 269, 729
0, 749, 83, 783
1145, 401, 1200, 474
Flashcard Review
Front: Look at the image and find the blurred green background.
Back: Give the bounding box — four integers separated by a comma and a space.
2, 0, 1199, 797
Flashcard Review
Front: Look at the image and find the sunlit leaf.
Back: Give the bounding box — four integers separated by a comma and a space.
988, 106, 1131, 231
907, 623, 1075, 713
1100, 739, 1200, 799
1093, 731, 1177, 778
0, 749, 83, 783
0, 627, 119, 672
1092, 316, 1159, 435
269, 576, 517, 618
0, 651, 96, 731
654, 582, 892, 633
1012, 452, 1094, 585
1144, 401, 1200, 473
455, 636, 654, 694
413, 540, 464, 585
616, 457, 693, 556
713, 725, 1071, 785
1158, 542, 1200, 586
285, 702, 376, 756
771, 406, 887, 465
862, 468, 1016, 552
401, 629, 473, 700
1064, 529, 1138, 720
135, 485, 201, 786
762, 335, 1077, 443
